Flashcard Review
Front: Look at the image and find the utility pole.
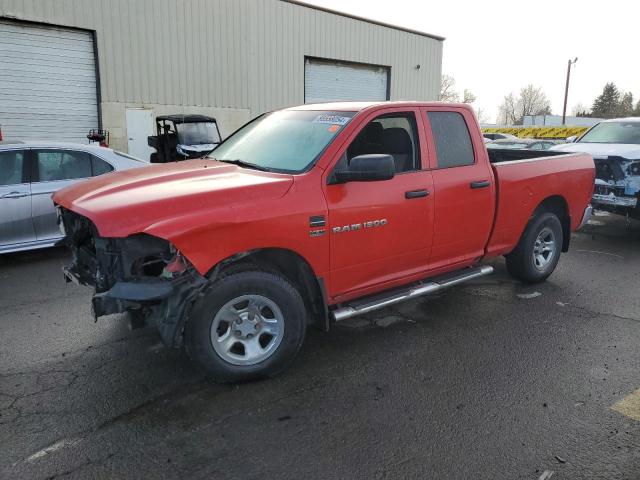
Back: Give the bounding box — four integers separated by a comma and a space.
562, 57, 578, 125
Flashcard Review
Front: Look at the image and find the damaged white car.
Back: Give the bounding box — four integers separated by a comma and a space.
551, 118, 640, 219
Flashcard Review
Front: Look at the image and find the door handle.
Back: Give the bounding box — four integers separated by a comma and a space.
1, 191, 29, 199
470, 180, 490, 189
405, 189, 430, 199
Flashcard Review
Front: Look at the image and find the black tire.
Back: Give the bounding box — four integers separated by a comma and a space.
506, 212, 563, 283
185, 270, 307, 383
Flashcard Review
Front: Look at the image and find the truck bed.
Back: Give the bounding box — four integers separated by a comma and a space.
485, 151, 594, 257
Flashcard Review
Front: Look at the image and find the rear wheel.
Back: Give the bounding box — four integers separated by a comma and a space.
186, 270, 307, 383
506, 212, 563, 283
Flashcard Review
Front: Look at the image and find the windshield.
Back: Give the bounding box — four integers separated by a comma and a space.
176, 122, 221, 145
579, 121, 640, 144
209, 110, 356, 173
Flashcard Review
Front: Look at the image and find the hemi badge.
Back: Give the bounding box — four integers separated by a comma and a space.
310, 229, 325, 238
309, 215, 326, 227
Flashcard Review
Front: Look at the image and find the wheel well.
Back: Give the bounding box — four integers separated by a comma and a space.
210, 249, 328, 331
534, 196, 571, 252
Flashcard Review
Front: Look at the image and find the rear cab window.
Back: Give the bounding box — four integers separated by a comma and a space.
427, 111, 475, 168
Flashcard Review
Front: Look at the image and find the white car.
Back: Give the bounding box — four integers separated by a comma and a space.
0, 142, 149, 254
550, 118, 640, 218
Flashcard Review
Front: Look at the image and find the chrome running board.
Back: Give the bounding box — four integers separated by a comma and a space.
331, 265, 494, 322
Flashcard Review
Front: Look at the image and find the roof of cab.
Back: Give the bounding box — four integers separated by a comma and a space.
286, 101, 467, 112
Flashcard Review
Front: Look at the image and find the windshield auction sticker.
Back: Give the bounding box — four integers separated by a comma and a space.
313, 115, 351, 126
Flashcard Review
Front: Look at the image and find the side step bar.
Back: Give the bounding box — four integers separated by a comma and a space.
331, 265, 494, 322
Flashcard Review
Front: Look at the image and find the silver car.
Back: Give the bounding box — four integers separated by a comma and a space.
0, 142, 148, 254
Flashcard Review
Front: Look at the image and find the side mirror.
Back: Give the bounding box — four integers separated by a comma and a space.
565, 136, 577, 143
333, 154, 395, 184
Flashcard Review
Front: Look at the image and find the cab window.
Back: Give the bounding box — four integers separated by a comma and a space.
343, 112, 420, 173
428, 111, 475, 168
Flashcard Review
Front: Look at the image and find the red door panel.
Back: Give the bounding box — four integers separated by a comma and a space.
422, 107, 495, 270
325, 171, 434, 297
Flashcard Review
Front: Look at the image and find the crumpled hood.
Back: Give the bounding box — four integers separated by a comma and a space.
550, 142, 640, 159
53, 159, 293, 237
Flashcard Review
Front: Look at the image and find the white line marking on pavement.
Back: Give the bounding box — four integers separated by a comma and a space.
576, 250, 624, 259
538, 470, 554, 480
517, 292, 541, 299
25, 435, 83, 462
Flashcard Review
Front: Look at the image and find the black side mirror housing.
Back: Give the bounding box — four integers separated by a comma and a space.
333, 154, 395, 184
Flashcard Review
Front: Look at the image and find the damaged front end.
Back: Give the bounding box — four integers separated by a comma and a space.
592, 156, 640, 218
57, 207, 207, 347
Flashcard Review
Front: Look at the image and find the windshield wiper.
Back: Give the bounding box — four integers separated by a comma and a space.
213, 158, 270, 171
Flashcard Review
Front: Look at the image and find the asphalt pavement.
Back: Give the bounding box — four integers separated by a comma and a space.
1, 211, 639, 479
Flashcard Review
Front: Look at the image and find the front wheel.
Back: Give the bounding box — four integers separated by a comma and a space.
506, 212, 563, 283
185, 270, 307, 383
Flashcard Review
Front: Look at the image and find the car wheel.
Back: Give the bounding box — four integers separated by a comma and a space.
186, 269, 307, 383
506, 212, 563, 283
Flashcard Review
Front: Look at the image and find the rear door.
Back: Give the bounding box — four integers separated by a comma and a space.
0, 149, 34, 248
324, 107, 434, 298
422, 107, 495, 270
31, 149, 93, 240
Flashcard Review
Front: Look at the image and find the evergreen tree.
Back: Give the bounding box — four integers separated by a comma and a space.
592, 83, 621, 118
619, 92, 634, 117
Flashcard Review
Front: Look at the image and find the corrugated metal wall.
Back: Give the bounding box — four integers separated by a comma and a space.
0, 0, 442, 116
0, 20, 99, 142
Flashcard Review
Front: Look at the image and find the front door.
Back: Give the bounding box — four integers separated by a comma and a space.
324, 109, 434, 299
0, 149, 34, 249
126, 108, 155, 161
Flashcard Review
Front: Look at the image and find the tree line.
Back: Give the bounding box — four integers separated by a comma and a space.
575, 83, 640, 119
441, 74, 639, 125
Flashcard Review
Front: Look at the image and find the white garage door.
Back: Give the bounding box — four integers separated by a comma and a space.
0, 21, 99, 143
304, 58, 389, 104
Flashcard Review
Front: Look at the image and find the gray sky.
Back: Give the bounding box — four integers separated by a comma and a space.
302, 0, 639, 121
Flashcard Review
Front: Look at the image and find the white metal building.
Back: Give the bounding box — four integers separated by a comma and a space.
0, 0, 443, 157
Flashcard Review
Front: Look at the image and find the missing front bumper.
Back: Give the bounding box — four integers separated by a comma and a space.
58, 206, 208, 347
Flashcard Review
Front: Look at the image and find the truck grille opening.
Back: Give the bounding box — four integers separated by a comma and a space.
58, 206, 175, 291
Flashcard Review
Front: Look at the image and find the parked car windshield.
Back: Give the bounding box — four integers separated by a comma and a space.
176, 122, 221, 145
209, 110, 356, 173
486, 141, 529, 149
579, 121, 640, 144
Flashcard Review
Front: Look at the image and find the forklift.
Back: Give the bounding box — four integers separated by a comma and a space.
147, 114, 222, 163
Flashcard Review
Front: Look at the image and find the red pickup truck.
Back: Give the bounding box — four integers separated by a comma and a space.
54, 102, 594, 382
